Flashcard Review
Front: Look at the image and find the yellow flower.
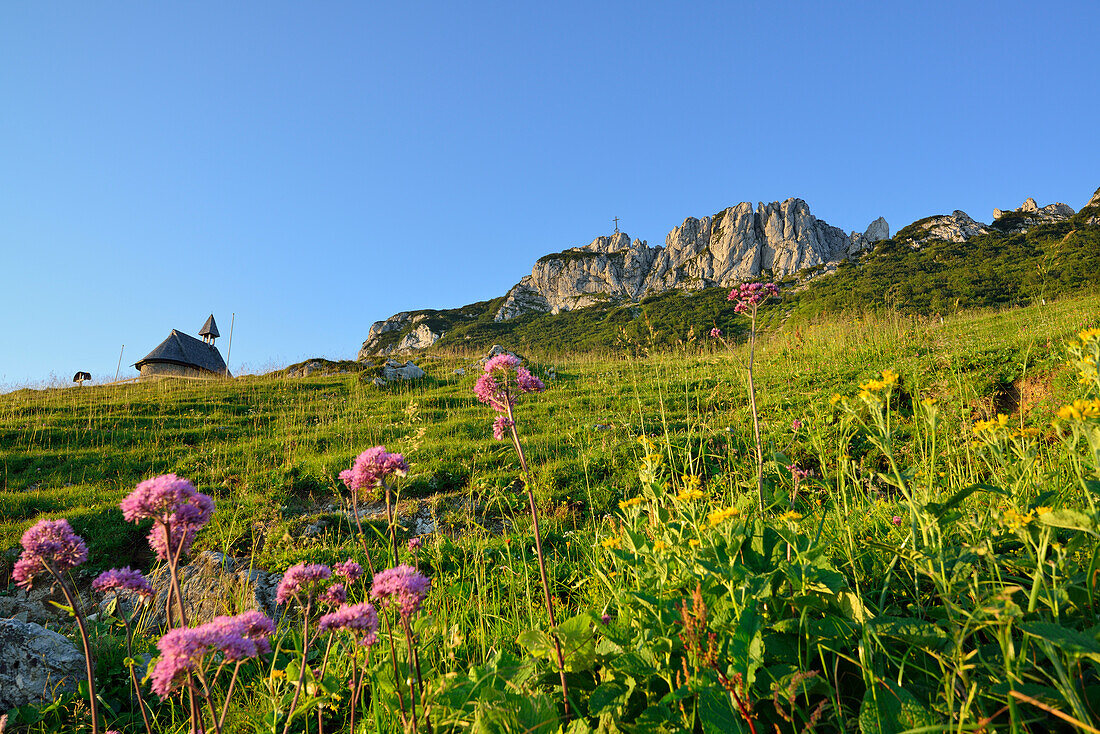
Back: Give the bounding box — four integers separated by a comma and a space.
1079, 327, 1100, 343
618, 497, 644, 510
707, 507, 739, 526
676, 488, 706, 502
777, 510, 803, 522
921, 397, 938, 406
1035, 506, 1053, 516
653, 540, 668, 552
1003, 507, 1035, 531
601, 536, 621, 549
681, 474, 702, 489
688, 539, 700, 548
637, 435, 656, 449
880, 368, 899, 386
644, 453, 664, 466
271, 669, 286, 680
1057, 399, 1100, 421
974, 414, 1010, 434
830, 393, 843, 405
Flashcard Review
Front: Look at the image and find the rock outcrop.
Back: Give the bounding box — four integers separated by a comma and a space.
911, 211, 990, 247
494, 198, 887, 321
358, 313, 444, 358
381, 360, 427, 381
113, 551, 282, 631
0, 618, 84, 711
992, 197, 1075, 234
1084, 187, 1100, 226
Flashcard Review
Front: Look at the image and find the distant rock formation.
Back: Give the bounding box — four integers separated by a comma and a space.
494, 198, 887, 321
992, 196, 1076, 234
911, 211, 990, 247
358, 313, 444, 359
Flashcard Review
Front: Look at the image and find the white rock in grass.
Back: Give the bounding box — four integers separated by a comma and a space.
0, 618, 84, 711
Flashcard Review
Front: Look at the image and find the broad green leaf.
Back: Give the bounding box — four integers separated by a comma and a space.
858, 682, 938, 734
588, 681, 630, 716
1020, 622, 1100, 660
1037, 508, 1097, 535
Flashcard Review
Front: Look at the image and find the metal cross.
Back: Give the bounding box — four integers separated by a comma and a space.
613, 217, 620, 233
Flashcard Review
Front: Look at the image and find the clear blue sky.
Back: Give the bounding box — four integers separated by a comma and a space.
2, 1, 1097, 387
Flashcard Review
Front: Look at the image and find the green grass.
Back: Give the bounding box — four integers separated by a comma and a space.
2, 294, 1100, 731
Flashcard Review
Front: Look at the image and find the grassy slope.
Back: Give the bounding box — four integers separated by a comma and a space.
2, 294, 1096, 574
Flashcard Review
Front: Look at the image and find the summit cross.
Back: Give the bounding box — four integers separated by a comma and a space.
613, 217, 619, 233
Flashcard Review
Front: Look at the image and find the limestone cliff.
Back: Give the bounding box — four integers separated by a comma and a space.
494, 198, 888, 321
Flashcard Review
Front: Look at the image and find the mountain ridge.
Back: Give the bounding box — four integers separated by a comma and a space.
358, 186, 1100, 359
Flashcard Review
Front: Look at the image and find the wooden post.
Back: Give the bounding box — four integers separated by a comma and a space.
225, 313, 235, 378
114, 345, 124, 382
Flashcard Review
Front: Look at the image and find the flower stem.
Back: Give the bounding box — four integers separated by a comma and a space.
506, 402, 571, 719
746, 307, 764, 512
282, 600, 312, 734
46, 564, 99, 734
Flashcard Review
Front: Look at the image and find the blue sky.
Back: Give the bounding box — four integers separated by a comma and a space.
2, 1, 1097, 387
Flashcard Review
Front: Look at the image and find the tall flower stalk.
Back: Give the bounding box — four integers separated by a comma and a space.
93, 568, 157, 734
12, 520, 99, 734
475, 353, 571, 715
716, 282, 780, 511
341, 447, 409, 567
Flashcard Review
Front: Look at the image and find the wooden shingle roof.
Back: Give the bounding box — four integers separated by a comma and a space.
199, 314, 220, 338
135, 330, 229, 375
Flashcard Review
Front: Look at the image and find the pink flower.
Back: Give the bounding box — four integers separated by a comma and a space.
791, 419, 803, 431
11, 519, 88, 589
787, 464, 811, 482
475, 353, 546, 437
275, 563, 332, 605
710, 327, 722, 338
516, 368, 545, 394
340, 447, 409, 494
149, 610, 274, 698
891, 515, 903, 526
729, 282, 780, 314
318, 602, 379, 647
407, 536, 423, 552
319, 582, 347, 608
93, 567, 154, 597
333, 558, 363, 582
371, 564, 431, 619
121, 475, 214, 561
492, 415, 514, 441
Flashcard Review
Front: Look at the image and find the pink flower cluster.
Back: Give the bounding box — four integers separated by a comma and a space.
333, 558, 363, 582
318, 602, 379, 647
275, 563, 332, 605
93, 567, 154, 597
474, 353, 545, 439
788, 464, 812, 482
339, 447, 409, 495
150, 610, 275, 697
710, 327, 722, 338
729, 282, 780, 314
121, 474, 214, 560
371, 564, 431, 619
11, 519, 88, 589
319, 582, 347, 608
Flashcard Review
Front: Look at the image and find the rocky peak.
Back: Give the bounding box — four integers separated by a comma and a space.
992, 196, 1076, 234
488, 197, 886, 322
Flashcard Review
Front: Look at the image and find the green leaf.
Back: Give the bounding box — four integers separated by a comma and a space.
517, 629, 556, 660
555, 613, 597, 672
1020, 622, 1100, 660
588, 681, 630, 716
858, 682, 938, 734
698, 688, 746, 734
1037, 508, 1097, 536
